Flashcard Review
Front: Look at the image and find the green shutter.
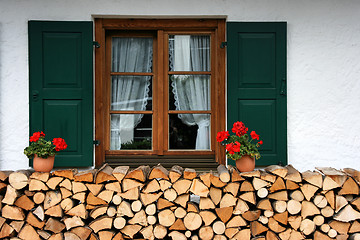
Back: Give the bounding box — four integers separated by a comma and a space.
227, 22, 287, 166
28, 21, 93, 167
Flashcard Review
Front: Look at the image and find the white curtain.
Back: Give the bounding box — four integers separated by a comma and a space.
110, 37, 152, 150
171, 35, 211, 150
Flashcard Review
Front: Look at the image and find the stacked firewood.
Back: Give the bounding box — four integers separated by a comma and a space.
1, 164, 360, 240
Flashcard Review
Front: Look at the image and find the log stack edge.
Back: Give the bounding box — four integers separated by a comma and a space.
1, 164, 360, 240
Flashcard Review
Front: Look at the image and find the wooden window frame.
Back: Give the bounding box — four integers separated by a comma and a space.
94, 18, 226, 167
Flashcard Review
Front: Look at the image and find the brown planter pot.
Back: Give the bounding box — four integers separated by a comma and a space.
33, 154, 55, 172
235, 155, 255, 172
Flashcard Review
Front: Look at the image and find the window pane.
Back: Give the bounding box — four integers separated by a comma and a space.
111, 76, 152, 111
169, 35, 210, 71
112, 37, 153, 73
169, 75, 210, 111
169, 114, 210, 150
110, 114, 152, 150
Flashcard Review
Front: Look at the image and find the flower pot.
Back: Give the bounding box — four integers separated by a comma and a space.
33, 154, 55, 172
235, 155, 255, 172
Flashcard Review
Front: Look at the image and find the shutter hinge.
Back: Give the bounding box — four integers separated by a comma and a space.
93, 140, 100, 146
220, 42, 227, 49
93, 41, 100, 48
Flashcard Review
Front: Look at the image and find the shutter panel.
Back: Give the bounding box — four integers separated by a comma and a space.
28, 21, 93, 167
227, 22, 287, 166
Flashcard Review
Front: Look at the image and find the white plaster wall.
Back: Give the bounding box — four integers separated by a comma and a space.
0, 0, 360, 171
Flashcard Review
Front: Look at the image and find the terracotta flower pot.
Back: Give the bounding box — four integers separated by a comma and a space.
33, 154, 55, 172
235, 155, 255, 172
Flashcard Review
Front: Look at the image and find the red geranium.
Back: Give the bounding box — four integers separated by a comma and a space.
216, 131, 230, 142
258, 140, 263, 145
52, 138, 68, 151
232, 121, 248, 137
29, 131, 45, 142
250, 131, 260, 140
225, 141, 241, 155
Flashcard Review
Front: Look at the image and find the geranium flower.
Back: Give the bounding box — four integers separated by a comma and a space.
232, 121, 248, 136
250, 131, 260, 140
216, 131, 230, 142
29, 131, 45, 142
52, 138, 68, 151
258, 140, 263, 145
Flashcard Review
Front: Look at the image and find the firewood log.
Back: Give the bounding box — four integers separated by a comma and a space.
288, 215, 301, 230
95, 164, 116, 184
232, 228, 251, 240
209, 187, 222, 206
257, 199, 272, 211
158, 209, 175, 227
113, 217, 126, 229
199, 172, 212, 188
184, 168, 197, 180
174, 207, 187, 219
224, 182, 240, 196
242, 210, 261, 221
219, 193, 237, 208
325, 190, 335, 209
199, 211, 217, 226
2, 205, 25, 220
120, 224, 141, 238
18, 224, 41, 240
268, 190, 288, 201
60, 187, 72, 199
269, 177, 286, 193
33, 192, 45, 205
128, 209, 148, 226
0, 223, 15, 238
199, 226, 214, 240
190, 179, 209, 197
112, 166, 129, 183
45, 204, 63, 218
320, 223, 331, 233
187, 201, 199, 213
250, 221, 268, 237
174, 194, 189, 208
257, 188, 269, 199
59, 178, 72, 190
349, 221, 360, 233
290, 189, 304, 202
313, 215, 325, 226
215, 207, 233, 223
131, 200, 142, 212
9, 170, 32, 190
240, 180, 255, 192
117, 200, 134, 217
26, 212, 45, 229
217, 165, 230, 183
265, 165, 288, 178
164, 188, 178, 202
272, 200, 287, 213
273, 211, 288, 225
140, 192, 162, 206
252, 177, 270, 191
64, 216, 85, 230
338, 177, 360, 195
233, 199, 250, 214
74, 169, 95, 183
287, 199, 301, 215
169, 219, 186, 231
317, 167, 348, 186
89, 205, 107, 219
44, 191, 62, 210
44, 218, 65, 233
268, 217, 286, 233
67, 204, 88, 219
350, 233, 360, 240
172, 179, 192, 195
336, 195, 349, 213
153, 224, 167, 239
183, 212, 202, 230
285, 180, 299, 190
300, 184, 319, 201
199, 197, 215, 210
122, 178, 144, 192
300, 218, 316, 235
14, 195, 34, 210
142, 179, 160, 193
323, 176, 340, 191
10, 220, 24, 233
321, 205, 335, 218
88, 216, 113, 233
225, 227, 239, 238
301, 201, 320, 218
210, 172, 226, 188
169, 165, 183, 183
72, 182, 87, 194
120, 187, 140, 201
240, 191, 256, 205
125, 165, 150, 182
2, 185, 19, 205
159, 179, 172, 191
285, 164, 302, 183
334, 204, 360, 222
140, 225, 154, 240
149, 164, 169, 180
147, 215, 157, 225
226, 215, 247, 227
106, 206, 117, 217
169, 231, 187, 240
157, 197, 175, 210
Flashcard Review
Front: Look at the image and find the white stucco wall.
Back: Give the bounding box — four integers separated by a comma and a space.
0, 0, 360, 171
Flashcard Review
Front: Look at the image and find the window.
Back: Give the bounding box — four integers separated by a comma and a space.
95, 19, 226, 168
